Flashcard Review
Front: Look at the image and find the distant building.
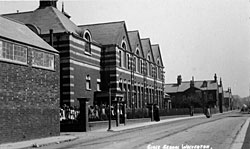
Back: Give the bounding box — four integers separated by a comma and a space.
165, 74, 221, 110
0, 16, 59, 143
218, 78, 224, 113
224, 88, 233, 110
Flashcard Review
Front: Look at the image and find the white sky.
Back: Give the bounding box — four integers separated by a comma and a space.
1, 0, 250, 97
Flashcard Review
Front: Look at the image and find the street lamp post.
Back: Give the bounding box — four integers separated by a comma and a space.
107, 85, 112, 131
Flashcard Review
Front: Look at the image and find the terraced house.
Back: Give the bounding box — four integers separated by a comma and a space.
3, 0, 165, 123
165, 74, 222, 112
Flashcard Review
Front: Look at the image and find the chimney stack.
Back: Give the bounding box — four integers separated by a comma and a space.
39, 0, 58, 9
177, 75, 182, 85
214, 73, 217, 82
190, 76, 194, 87
49, 29, 54, 47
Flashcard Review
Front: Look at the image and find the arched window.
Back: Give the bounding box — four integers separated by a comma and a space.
84, 31, 91, 54
122, 42, 126, 50
121, 41, 127, 68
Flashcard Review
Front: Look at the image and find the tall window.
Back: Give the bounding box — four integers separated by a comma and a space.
119, 79, 123, 91
157, 60, 161, 79
136, 49, 140, 73
124, 52, 126, 68
97, 79, 101, 91
151, 64, 153, 77
134, 56, 137, 72
86, 75, 91, 90
122, 41, 127, 68
84, 32, 91, 54
127, 54, 130, 69
155, 66, 158, 79
119, 51, 122, 67
0, 40, 27, 64
147, 55, 151, 76
141, 59, 143, 74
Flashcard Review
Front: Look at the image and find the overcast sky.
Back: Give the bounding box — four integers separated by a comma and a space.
1, 0, 250, 97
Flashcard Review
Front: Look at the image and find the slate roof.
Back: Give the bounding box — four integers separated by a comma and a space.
151, 44, 164, 67
141, 38, 155, 63
165, 80, 218, 94
2, 6, 81, 35
79, 21, 126, 46
0, 16, 57, 53
128, 31, 139, 53
128, 30, 144, 58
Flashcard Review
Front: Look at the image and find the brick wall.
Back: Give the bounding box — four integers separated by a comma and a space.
0, 47, 60, 144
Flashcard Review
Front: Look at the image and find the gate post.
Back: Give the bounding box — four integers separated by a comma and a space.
123, 103, 126, 125
77, 98, 90, 132
116, 101, 120, 127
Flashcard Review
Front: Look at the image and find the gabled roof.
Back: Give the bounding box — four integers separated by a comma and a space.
2, 6, 81, 35
141, 38, 155, 63
151, 44, 164, 67
165, 80, 218, 94
0, 16, 57, 53
79, 21, 129, 47
128, 31, 144, 58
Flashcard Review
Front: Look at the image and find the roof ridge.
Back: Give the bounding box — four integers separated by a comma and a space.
78, 21, 125, 27
50, 7, 70, 33
0, 15, 26, 26
141, 38, 150, 40
128, 30, 139, 33
2, 10, 34, 16
151, 44, 159, 46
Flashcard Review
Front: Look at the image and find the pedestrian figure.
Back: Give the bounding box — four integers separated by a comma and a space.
189, 105, 194, 116
205, 105, 211, 118
153, 104, 160, 122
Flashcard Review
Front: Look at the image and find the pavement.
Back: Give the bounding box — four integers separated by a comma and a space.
0, 111, 234, 149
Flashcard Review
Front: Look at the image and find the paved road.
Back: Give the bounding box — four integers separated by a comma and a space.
42, 111, 248, 149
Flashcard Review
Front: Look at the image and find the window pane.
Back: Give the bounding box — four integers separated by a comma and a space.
13, 45, 27, 63
32, 49, 54, 69
0, 41, 28, 64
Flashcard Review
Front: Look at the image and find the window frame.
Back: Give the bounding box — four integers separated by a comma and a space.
32, 48, 55, 70
83, 30, 92, 55
0, 40, 28, 65
97, 79, 101, 91
86, 75, 91, 90
119, 50, 122, 67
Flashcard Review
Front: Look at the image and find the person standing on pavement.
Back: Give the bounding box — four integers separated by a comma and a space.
153, 104, 160, 122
